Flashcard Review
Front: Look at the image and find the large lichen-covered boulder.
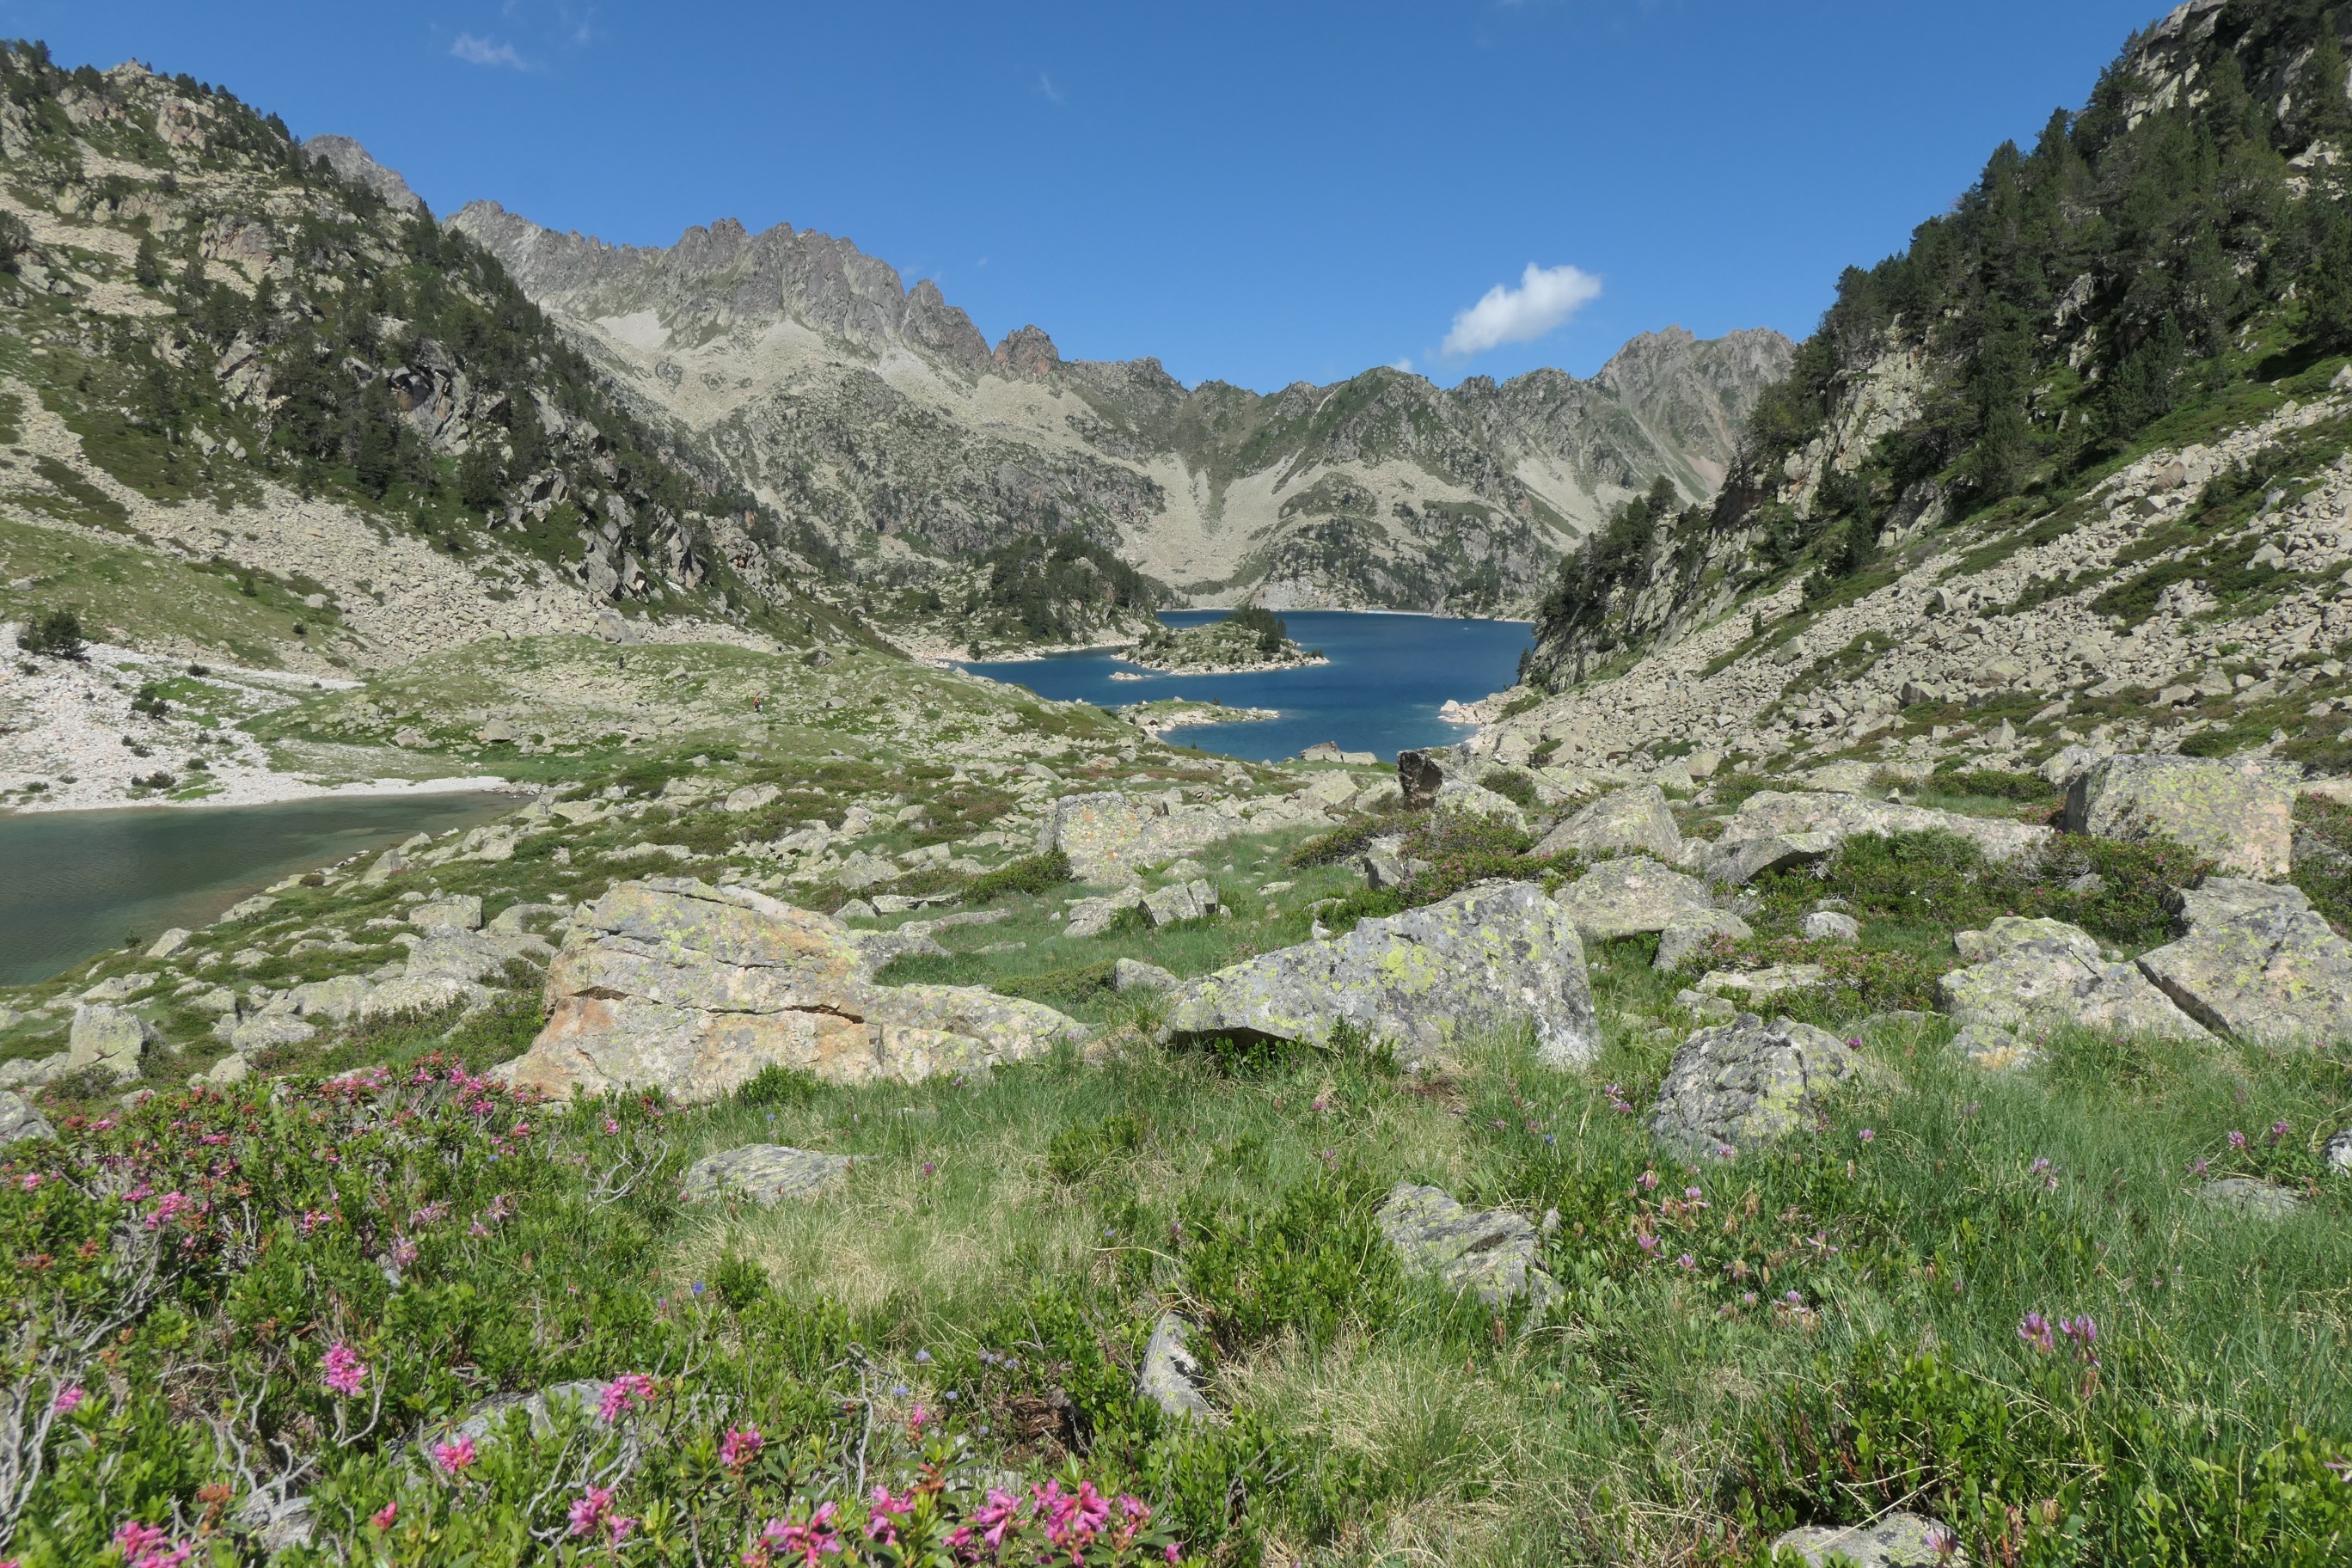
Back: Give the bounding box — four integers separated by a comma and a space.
2061, 754, 2294, 879
1939, 917, 2210, 1042
2135, 879, 2352, 1047
1720, 790, 2052, 863
1164, 881, 1596, 1068
1770, 1512, 1957, 1568
1534, 784, 1681, 862
1376, 1184, 1558, 1314
0, 1089, 54, 1146
1650, 1014, 1863, 1157
495, 879, 1087, 1102
1034, 792, 1239, 881
1551, 857, 1722, 944
68, 1004, 156, 1081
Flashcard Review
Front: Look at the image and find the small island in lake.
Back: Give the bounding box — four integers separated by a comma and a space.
1114, 696, 1281, 739
1129, 608, 1327, 674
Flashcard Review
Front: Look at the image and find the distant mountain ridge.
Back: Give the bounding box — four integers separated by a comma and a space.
445, 196, 1793, 620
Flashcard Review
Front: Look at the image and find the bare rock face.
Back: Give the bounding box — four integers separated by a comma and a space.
1164, 881, 1597, 1069
0, 1089, 54, 1146
1650, 1014, 1863, 1156
1035, 792, 1239, 882
1770, 1512, 1957, 1567
1397, 750, 1447, 811
68, 1004, 156, 1081
303, 135, 427, 216
1551, 856, 1724, 944
2135, 879, 2352, 1047
1939, 917, 2210, 1043
680, 1144, 853, 1205
1376, 1184, 1558, 1314
1534, 784, 1681, 861
496, 879, 1087, 1102
1720, 790, 2051, 864
2061, 754, 2294, 879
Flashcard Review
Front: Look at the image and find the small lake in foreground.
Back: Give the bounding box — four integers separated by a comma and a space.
959, 609, 1534, 763
0, 793, 518, 985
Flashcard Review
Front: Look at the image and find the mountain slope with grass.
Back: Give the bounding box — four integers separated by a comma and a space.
1495, 0, 2352, 786
449, 199, 1792, 621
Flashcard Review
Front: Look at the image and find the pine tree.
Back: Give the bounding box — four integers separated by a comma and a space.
2303, 31, 2352, 147
132, 234, 162, 289
2304, 201, 2352, 348
457, 442, 503, 512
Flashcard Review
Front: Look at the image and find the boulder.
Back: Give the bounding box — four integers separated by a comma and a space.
2041, 744, 2111, 791
2325, 1127, 2352, 1175
1433, 778, 1526, 828
1770, 1512, 1957, 1568
217, 895, 278, 924
2134, 879, 2352, 1048
1112, 959, 1179, 992
1301, 773, 1357, 809
2200, 1177, 2302, 1218
1801, 910, 1860, 942
1142, 879, 1220, 927
725, 783, 782, 813
0, 1089, 53, 1145
1654, 910, 1752, 971
358, 975, 493, 1021
68, 1005, 156, 1081
1534, 784, 1681, 862
1698, 965, 1825, 1001
680, 1144, 853, 1205
494, 879, 1087, 1102
1951, 1021, 2039, 1071
228, 1013, 316, 1053
1035, 792, 1238, 881
1551, 857, 1721, 944
448, 1380, 614, 1447
1721, 790, 2051, 863
1939, 919, 2210, 1042
1163, 881, 1597, 1069
1352, 779, 1404, 814
359, 846, 410, 885
1376, 1183, 1558, 1314
2061, 754, 2293, 879
146, 928, 193, 960
1650, 1014, 1864, 1157
1138, 1312, 1221, 1424
408, 895, 483, 931
202, 1052, 252, 1087
1064, 885, 1145, 939
1697, 830, 1839, 886
833, 852, 898, 891
1360, 844, 1412, 890
1397, 750, 1446, 811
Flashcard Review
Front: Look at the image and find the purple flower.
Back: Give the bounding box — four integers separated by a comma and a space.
2228, 1130, 2247, 1150
322, 1342, 367, 1398
1858, 1128, 1875, 1144
2017, 1312, 2055, 1354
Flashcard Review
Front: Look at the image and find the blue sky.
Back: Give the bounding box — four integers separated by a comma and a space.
15, 1, 2167, 391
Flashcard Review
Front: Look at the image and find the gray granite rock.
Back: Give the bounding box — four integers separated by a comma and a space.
1770, 1511, 1957, 1567
2062, 753, 2294, 879
1138, 1311, 1221, 1424
1654, 910, 1753, 971
1035, 792, 1240, 881
1650, 1014, 1863, 1157
1940, 918, 2210, 1043
0, 1089, 53, 1145
1376, 1183, 1557, 1314
1112, 959, 1179, 992
1800, 910, 1861, 942
68, 1004, 156, 1081
1951, 1021, 2040, 1071
2324, 1127, 2352, 1175
1165, 880, 1597, 1069
681, 1144, 853, 1205
1552, 856, 1720, 944
1534, 784, 1681, 862
2200, 1177, 2302, 1218
1699, 830, 1839, 886
408, 895, 484, 931
1064, 885, 1145, 939
1397, 750, 1446, 811
1724, 789, 2051, 863
2135, 879, 2352, 1048
1143, 879, 1220, 927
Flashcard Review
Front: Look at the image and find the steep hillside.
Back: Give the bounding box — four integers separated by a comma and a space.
0, 44, 862, 682
1491, 0, 2352, 784
448, 199, 1792, 620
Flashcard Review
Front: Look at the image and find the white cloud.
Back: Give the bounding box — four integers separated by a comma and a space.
451, 34, 528, 69
1390, 356, 1414, 373
1038, 72, 1065, 104
1441, 262, 1602, 357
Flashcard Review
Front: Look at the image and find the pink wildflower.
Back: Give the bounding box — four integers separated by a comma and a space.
17, 1173, 40, 1191
431, 1436, 477, 1474
52, 1384, 84, 1414
322, 1342, 368, 1398
2018, 1312, 2055, 1354
720, 1424, 765, 1471
569, 1486, 614, 1538
866, 1485, 915, 1545
599, 1372, 657, 1422
1858, 1128, 1875, 1144
371, 1502, 398, 1530
2228, 1130, 2247, 1150
971, 1487, 1023, 1551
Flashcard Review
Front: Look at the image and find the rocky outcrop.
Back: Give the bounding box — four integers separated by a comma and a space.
680, 1144, 853, 1205
1770, 1513, 1957, 1568
2061, 755, 2294, 879
1163, 881, 1596, 1069
1939, 918, 2210, 1043
1534, 784, 1681, 861
1376, 1184, 1558, 1314
1138, 1313, 1221, 1424
0, 1089, 53, 1146
1718, 790, 2051, 863
68, 1004, 155, 1081
2135, 879, 2352, 1047
495, 879, 1087, 1102
1036, 792, 1243, 882
1551, 857, 1724, 944
1650, 1014, 1864, 1156
2200, 1177, 2303, 1218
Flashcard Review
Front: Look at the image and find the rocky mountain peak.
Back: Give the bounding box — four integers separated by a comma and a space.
303, 135, 428, 217
993, 324, 1062, 380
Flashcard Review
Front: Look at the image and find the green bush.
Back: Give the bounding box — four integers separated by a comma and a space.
967, 848, 1073, 903
15, 607, 86, 661
1479, 769, 1540, 808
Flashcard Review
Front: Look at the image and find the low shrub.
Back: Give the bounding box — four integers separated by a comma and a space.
15, 607, 86, 661
968, 848, 1073, 903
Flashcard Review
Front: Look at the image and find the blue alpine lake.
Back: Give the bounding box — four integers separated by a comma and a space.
959, 609, 1534, 763
0, 792, 518, 985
